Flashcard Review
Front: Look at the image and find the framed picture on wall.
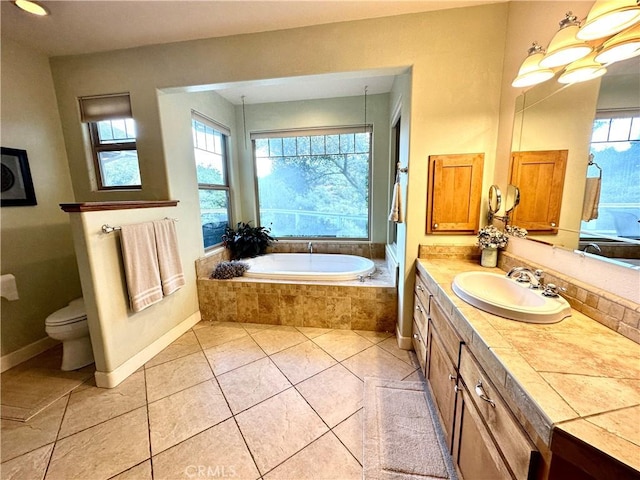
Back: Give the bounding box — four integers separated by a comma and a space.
1, 147, 37, 207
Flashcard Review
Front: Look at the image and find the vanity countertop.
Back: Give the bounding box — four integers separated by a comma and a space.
416, 258, 640, 474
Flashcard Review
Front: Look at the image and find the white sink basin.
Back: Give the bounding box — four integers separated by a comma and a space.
452, 271, 571, 324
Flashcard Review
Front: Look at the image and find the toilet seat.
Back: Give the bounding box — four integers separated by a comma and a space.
45, 300, 87, 327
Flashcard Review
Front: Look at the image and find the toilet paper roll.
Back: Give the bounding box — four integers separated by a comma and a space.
1, 274, 19, 301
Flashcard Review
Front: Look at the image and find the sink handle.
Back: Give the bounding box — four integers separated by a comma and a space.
475, 381, 496, 408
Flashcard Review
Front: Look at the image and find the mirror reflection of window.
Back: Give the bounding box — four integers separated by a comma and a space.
581, 110, 640, 239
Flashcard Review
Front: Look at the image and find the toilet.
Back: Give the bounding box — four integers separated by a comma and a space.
45, 298, 94, 371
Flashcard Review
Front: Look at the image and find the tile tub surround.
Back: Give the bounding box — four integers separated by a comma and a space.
197, 259, 397, 332
416, 258, 640, 475
1, 322, 421, 480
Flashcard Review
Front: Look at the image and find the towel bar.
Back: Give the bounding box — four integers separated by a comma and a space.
101, 218, 178, 234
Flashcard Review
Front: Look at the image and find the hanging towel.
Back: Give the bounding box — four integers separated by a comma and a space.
582, 177, 602, 222
120, 222, 163, 312
388, 180, 404, 224
153, 219, 185, 296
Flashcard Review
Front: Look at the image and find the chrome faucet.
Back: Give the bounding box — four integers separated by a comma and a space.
583, 243, 602, 254
308, 242, 313, 254
506, 267, 544, 289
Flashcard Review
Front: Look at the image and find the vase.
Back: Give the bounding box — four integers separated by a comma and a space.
480, 247, 498, 268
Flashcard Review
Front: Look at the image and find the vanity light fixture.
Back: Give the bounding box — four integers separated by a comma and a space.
512, 42, 556, 88
539, 12, 593, 69
594, 23, 640, 64
13, 0, 49, 16
576, 0, 640, 41
558, 51, 608, 84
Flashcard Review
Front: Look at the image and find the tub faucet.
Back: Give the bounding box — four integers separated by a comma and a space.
308, 242, 313, 254
506, 267, 544, 289
583, 243, 602, 254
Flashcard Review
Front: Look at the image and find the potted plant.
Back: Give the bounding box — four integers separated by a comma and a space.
222, 222, 276, 259
477, 225, 508, 267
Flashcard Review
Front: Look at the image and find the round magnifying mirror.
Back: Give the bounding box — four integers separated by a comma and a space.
505, 184, 520, 213
488, 185, 502, 215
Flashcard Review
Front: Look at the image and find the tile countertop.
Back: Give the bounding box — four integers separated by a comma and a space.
416, 258, 640, 473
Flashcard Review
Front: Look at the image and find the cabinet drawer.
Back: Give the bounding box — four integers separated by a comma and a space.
429, 298, 462, 365
412, 320, 427, 373
459, 346, 538, 480
413, 294, 428, 341
415, 270, 432, 315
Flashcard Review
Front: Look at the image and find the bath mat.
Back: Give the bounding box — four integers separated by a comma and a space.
363, 377, 457, 480
1, 347, 93, 422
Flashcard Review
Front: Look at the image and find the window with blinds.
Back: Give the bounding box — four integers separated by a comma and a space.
79, 93, 141, 190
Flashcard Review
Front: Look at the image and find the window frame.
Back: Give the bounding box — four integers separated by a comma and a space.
192, 112, 233, 250
251, 125, 373, 241
88, 120, 140, 191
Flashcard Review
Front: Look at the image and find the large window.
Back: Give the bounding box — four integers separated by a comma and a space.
581, 111, 640, 239
192, 113, 231, 249
80, 93, 141, 190
253, 127, 371, 239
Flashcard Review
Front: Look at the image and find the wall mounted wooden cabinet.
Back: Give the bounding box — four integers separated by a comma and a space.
509, 150, 568, 233
427, 153, 484, 234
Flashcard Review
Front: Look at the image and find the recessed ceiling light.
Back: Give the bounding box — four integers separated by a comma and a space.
13, 0, 50, 16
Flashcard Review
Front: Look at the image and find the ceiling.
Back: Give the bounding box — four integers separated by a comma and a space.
1, 0, 500, 104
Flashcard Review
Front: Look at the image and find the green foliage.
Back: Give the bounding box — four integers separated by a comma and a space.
222, 222, 276, 259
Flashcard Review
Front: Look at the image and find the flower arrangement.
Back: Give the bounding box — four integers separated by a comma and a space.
477, 225, 508, 250
505, 225, 528, 238
211, 261, 250, 280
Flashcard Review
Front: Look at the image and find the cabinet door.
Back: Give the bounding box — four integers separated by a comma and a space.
509, 150, 567, 233
453, 385, 513, 480
426, 328, 458, 451
427, 153, 484, 234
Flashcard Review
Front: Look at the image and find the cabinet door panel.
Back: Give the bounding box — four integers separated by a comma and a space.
454, 386, 512, 480
509, 150, 567, 232
427, 328, 457, 451
459, 347, 538, 480
412, 320, 427, 373
427, 153, 484, 233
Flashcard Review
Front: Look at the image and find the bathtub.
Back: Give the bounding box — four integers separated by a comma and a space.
243, 253, 376, 281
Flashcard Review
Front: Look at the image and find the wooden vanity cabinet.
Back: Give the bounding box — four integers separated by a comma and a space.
413, 265, 539, 479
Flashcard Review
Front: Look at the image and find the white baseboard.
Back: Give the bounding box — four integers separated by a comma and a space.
94, 311, 201, 388
1, 337, 60, 373
396, 323, 413, 350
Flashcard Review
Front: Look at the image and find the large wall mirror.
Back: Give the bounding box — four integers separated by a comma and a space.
511, 56, 640, 268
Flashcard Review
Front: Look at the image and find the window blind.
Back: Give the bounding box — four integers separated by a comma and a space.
79, 93, 132, 123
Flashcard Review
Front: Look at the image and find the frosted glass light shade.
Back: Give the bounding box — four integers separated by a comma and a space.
512, 51, 555, 88
540, 23, 593, 68
577, 0, 640, 41
13, 0, 49, 16
558, 52, 607, 84
595, 23, 640, 64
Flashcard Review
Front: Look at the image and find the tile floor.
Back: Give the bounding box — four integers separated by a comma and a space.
1, 321, 422, 480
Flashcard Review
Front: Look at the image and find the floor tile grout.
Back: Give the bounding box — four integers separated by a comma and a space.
2, 321, 412, 480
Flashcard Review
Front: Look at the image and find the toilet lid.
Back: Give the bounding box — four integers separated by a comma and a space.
46, 301, 87, 326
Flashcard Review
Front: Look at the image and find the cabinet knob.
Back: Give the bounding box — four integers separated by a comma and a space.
448, 373, 456, 382
413, 333, 421, 342
474, 381, 496, 408
433, 223, 439, 229
415, 305, 423, 313
417, 285, 424, 291
550, 222, 557, 227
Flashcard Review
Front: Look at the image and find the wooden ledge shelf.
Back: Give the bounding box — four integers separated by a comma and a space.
60, 200, 179, 213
